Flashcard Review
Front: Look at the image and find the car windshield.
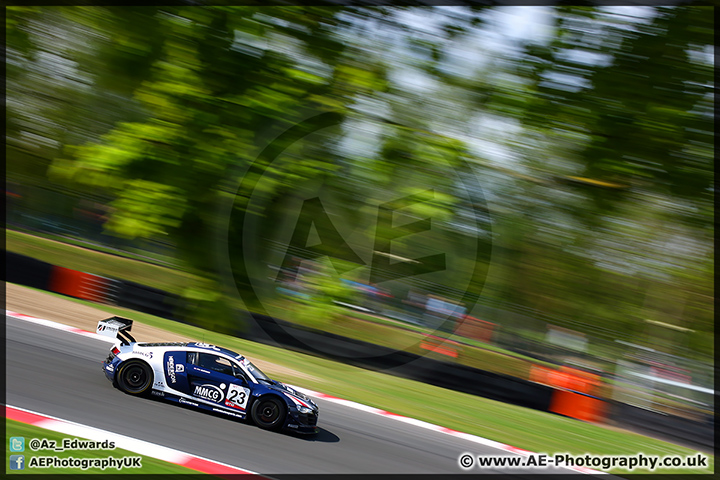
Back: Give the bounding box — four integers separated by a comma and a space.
242, 359, 270, 381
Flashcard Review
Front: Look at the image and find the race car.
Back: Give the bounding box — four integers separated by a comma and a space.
97, 316, 318, 434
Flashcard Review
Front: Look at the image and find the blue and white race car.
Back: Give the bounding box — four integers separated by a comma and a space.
97, 316, 318, 434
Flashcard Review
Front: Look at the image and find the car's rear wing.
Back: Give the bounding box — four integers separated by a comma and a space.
96, 316, 136, 346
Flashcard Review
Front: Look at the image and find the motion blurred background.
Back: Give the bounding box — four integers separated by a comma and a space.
6, 5, 714, 440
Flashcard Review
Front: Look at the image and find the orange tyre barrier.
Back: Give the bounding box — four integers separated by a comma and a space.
49, 266, 112, 303
530, 363, 607, 423
529, 365, 552, 384
419, 335, 459, 357
50, 266, 84, 298
549, 389, 606, 423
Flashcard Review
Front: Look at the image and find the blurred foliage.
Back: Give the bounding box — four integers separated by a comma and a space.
6, 6, 713, 359
288, 257, 358, 330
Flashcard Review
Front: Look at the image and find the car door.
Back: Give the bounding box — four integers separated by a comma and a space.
186, 352, 252, 412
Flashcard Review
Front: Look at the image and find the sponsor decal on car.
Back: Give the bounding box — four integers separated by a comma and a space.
281, 384, 313, 403
212, 407, 244, 418
240, 358, 258, 375
288, 394, 312, 409
151, 390, 165, 397
224, 384, 250, 410
175, 364, 184, 373
179, 398, 199, 407
105, 364, 114, 372
193, 384, 224, 403
134, 350, 153, 359
167, 356, 177, 384
97, 324, 118, 335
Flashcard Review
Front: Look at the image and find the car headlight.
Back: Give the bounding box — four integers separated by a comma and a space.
297, 405, 313, 414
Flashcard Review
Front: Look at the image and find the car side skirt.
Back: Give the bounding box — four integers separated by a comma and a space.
151, 390, 248, 420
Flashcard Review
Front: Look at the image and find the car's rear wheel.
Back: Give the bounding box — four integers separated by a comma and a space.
251, 396, 286, 431
117, 360, 153, 396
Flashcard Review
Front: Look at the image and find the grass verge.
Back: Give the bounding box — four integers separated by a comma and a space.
6, 229, 209, 296
9, 286, 714, 475
5, 419, 197, 475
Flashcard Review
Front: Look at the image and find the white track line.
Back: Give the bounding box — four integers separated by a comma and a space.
6, 405, 258, 475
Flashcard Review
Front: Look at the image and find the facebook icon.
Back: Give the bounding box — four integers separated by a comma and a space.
10, 455, 25, 470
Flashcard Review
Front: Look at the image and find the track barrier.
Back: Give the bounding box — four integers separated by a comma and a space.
49, 266, 116, 303
531, 364, 607, 423
5, 251, 54, 291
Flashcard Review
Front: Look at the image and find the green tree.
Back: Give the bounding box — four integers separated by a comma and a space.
7, 6, 712, 358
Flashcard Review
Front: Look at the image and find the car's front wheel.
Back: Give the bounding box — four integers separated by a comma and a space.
117, 360, 153, 396
251, 396, 286, 431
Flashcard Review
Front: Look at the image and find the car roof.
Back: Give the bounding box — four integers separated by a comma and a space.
136, 342, 188, 347
186, 342, 244, 360
133, 341, 245, 361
